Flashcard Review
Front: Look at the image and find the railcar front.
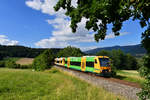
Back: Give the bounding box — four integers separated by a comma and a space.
94, 56, 111, 76
81, 56, 111, 76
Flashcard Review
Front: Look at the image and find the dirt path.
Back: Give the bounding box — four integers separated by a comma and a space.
16, 58, 34, 65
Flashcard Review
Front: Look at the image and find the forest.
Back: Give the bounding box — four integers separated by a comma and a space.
0, 45, 61, 60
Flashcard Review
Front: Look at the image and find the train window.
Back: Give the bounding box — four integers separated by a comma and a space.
99, 58, 110, 67
86, 62, 94, 67
95, 59, 97, 64
65, 61, 67, 64
70, 61, 81, 66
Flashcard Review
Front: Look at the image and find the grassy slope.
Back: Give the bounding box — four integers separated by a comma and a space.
116, 70, 145, 85
0, 68, 125, 100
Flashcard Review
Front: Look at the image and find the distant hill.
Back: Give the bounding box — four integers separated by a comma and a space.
0, 45, 61, 58
85, 44, 146, 57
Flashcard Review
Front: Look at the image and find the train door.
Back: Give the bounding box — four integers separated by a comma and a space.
62, 58, 65, 65
94, 58, 100, 73
81, 57, 86, 71
67, 58, 70, 68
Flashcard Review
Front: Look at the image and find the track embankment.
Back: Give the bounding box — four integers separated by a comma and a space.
54, 65, 141, 100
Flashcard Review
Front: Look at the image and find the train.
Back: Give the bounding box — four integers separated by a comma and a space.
54, 56, 111, 76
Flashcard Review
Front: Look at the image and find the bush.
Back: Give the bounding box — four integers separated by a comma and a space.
33, 49, 54, 71
19, 65, 32, 69
137, 55, 150, 99
4, 60, 32, 69
0, 61, 5, 67
110, 59, 117, 77
5, 60, 20, 68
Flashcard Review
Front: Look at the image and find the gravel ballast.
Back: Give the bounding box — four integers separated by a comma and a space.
54, 66, 141, 100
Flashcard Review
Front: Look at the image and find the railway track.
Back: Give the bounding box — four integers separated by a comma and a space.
54, 65, 141, 100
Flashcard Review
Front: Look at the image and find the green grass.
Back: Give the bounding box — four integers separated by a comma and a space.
0, 68, 125, 100
115, 70, 145, 85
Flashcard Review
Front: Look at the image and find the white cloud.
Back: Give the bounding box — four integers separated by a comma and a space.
0, 35, 6, 38
0, 35, 19, 46
26, 0, 66, 16
35, 17, 95, 48
26, 0, 129, 50
106, 32, 129, 39
26, 0, 42, 10
79, 46, 98, 51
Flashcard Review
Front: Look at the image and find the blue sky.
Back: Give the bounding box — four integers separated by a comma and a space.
0, 0, 144, 51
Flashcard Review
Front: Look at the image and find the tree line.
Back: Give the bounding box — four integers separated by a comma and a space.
0, 45, 61, 60
96, 50, 138, 70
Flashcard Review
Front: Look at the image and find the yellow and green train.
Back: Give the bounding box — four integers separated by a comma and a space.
55, 56, 111, 76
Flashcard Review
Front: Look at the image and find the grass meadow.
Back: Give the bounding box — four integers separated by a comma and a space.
0, 67, 125, 100
116, 70, 145, 85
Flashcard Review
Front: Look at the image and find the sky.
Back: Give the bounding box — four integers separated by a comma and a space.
0, 0, 145, 51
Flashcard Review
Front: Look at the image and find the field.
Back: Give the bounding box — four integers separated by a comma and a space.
16, 58, 34, 65
116, 70, 145, 85
0, 68, 125, 100
0, 57, 143, 100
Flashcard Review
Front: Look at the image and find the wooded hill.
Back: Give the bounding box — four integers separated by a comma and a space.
85, 44, 146, 57
0, 44, 146, 60
0, 45, 61, 59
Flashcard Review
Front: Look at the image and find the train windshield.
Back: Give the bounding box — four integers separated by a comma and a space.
99, 58, 110, 67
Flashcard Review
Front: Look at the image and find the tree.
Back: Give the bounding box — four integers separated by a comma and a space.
126, 54, 138, 70
111, 49, 122, 69
0, 52, 4, 60
57, 46, 84, 57
96, 49, 138, 70
33, 49, 54, 71
54, 1, 150, 99
5, 60, 19, 69
96, 50, 111, 56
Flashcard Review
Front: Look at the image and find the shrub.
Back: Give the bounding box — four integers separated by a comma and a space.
137, 55, 150, 99
4, 60, 32, 69
33, 49, 54, 71
5, 60, 19, 68
0, 61, 5, 67
19, 65, 32, 69
110, 59, 117, 77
